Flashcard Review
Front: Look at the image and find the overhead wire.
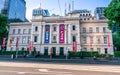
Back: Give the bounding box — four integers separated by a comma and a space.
58, 0, 62, 16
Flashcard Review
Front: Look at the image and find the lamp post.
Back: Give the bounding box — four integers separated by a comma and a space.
66, 47, 69, 60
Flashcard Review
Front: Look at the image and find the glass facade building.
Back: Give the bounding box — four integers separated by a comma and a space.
2, 0, 26, 22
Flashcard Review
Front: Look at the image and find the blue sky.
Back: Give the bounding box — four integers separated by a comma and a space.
0, 0, 111, 20
26, 0, 111, 20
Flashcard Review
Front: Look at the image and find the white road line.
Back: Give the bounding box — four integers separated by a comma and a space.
17, 72, 26, 74
38, 69, 49, 72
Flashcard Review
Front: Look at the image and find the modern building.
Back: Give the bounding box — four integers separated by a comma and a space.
32, 7, 50, 19
7, 9, 113, 55
94, 7, 106, 20
0, 0, 4, 14
1, 0, 27, 22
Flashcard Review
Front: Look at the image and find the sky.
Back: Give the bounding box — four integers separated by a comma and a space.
0, 0, 111, 20
26, 0, 111, 20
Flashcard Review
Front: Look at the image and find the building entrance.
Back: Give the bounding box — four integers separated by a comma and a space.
60, 47, 64, 56
44, 47, 48, 55
52, 47, 56, 57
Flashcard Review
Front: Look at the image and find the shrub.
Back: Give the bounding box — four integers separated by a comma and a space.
0, 50, 29, 55
114, 51, 120, 57
68, 51, 99, 57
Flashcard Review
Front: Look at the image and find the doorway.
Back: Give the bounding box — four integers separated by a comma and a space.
60, 47, 64, 56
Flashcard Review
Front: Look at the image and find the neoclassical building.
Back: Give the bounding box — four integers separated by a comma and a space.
7, 10, 114, 55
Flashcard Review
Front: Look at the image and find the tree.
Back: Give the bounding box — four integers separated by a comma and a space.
104, 0, 120, 35
0, 14, 9, 49
113, 32, 120, 51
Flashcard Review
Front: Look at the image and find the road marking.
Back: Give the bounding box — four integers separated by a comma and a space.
17, 72, 26, 74
38, 69, 49, 72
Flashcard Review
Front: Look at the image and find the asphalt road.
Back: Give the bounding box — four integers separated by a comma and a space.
0, 66, 120, 75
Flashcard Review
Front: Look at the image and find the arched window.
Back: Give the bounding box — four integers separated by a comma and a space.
72, 36, 76, 42
72, 25, 76, 30
35, 26, 38, 32
83, 14, 85, 16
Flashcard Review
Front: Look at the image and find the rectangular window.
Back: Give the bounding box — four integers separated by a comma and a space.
104, 36, 107, 44
90, 36, 93, 44
18, 29, 21, 34
34, 36, 37, 42
52, 36, 57, 43
96, 27, 99, 33
89, 27, 93, 33
103, 27, 106, 33
53, 26, 56, 31
13, 29, 15, 34
83, 36, 86, 44
35, 26, 38, 32
22, 37, 26, 44
23, 29, 27, 34
72, 25, 76, 30
28, 29, 31, 34
83, 27, 86, 33
27, 37, 31, 44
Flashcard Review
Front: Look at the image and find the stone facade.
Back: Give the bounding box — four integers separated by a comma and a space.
7, 15, 114, 55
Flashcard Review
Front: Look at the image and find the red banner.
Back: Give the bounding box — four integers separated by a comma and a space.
16, 37, 18, 47
108, 35, 110, 47
73, 41, 77, 52
2, 38, 6, 48
59, 24, 65, 43
29, 41, 33, 52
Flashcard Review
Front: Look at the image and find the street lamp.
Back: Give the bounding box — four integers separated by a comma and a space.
66, 47, 69, 60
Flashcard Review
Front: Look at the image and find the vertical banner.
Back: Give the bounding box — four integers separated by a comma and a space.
16, 37, 18, 47
108, 35, 110, 47
44, 25, 50, 43
97, 36, 100, 48
9, 38, 12, 47
98, 36, 100, 48
59, 24, 65, 43
2, 38, 6, 48
29, 41, 33, 52
73, 41, 77, 52
90, 36, 93, 47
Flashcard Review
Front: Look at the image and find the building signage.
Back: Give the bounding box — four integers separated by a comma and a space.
29, 41, 33, 52
108, 35, 110, 47
2, 38, 6, 48
59, 24, 65, 43
73, 41, 77, 52
44, 25, 50, 43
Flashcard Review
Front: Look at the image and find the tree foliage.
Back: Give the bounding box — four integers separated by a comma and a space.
113, 32, 120, 51
0, 14, 9, 45
104, 0, 120, 34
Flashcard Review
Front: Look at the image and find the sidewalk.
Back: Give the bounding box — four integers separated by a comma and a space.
0, 56, 120, 65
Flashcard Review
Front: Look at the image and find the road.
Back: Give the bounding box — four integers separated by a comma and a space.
0, 66, 120, 75
0, 61, 120, 75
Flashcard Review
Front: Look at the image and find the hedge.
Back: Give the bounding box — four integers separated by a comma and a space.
114, 51, 120, 57
68, 51, 99, 57
0, 51, 29, 55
